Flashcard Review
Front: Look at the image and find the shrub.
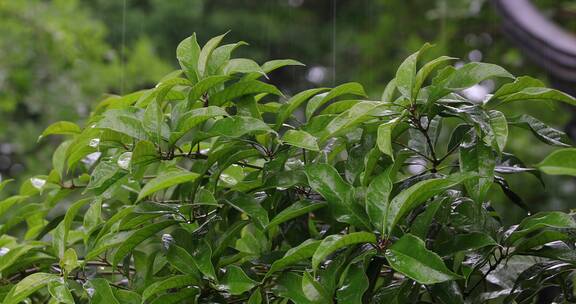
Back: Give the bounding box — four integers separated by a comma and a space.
1, 33, 576, 303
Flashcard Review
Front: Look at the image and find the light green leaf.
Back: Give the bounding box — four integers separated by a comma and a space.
172, 106, 228, 142
149, 288, 199, 304
210, 116, 275, 137
112, 220, 178, 265
321, 100, 390, 142
491, 76, 545, 100
96, 108, 148, 141
60, 248, 80, 274
276, 88, 329, 128
224, 58, 265, 76
281, 130, 320, 151
131, 140, 158, 168
536, 148, 576, 176
143, 101, 170, 143
305, 82, 367, 119
210, 80, 282, 106
267, 239, 321, 276
87, 278, 120, 304
413, 55, 457, 98
53, 198, 91, 258
377, 117, 401, 159
507, 211, 576, 244
3, 273, 59, 304
137, 168, 199, 202
187, 75, 231, 102
302, 271, 331, 303
198, 32, 228, 78
218, 265, 257, 295
386, 173, 472, 234
311, 231, 376, 271
490, 87, 576, 108
488, 110, 508, 152
177, 34, 201, 82
142, 274, 200, 302
430, 62, 514, 102
366, 167, 394, 234
47, 280, 74, 304
39, 121, 81, 140
385, 234, 461, 284
395, 43, 432, 100
267, 200, 326, 229
381, 78, 397, 102
191, 239, 217, 280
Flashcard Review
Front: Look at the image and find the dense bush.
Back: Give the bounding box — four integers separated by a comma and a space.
1, 33, 576, 303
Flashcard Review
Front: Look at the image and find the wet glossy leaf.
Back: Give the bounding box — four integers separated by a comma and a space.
311, 231, 376, 271
137, 168, 199, 202
4, 273, 59, 304
267, 200, 326, 228
385, 234, 461, 284
536, 148, 576, 176
281, 130, 320, 151
218, 265, 257, 295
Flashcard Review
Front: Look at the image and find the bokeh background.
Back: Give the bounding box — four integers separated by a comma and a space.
1, 0, 575, 222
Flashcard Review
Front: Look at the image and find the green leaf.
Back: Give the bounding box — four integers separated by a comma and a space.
302, 271, 331, 303
459, 142, 495, 203
224, 58, 265, 76
429, 62, 514, 102
311, 231, 376, 271
436, 232, 497, 256
488, 110, 508, 152
177, 34, 201, 82
321, 100, 389, 142
218, 265, 257, 295
143, 100, 170, 143
377, 117, 401, 160
0, 195, 27, 218
166, 245, 202, 277
52, 198, 91, 258
276, 88, 329, 128
197, 32, 228, 78
491, 76, 545, 100
395, 43, 432, 100
507, 211, 576, 244
131, 140, 158, 168
336, 261, 369, 304
96, 108, 149, 141
386, 173, 472, 234
381, 78, 397, 102
413, 55, 457, 98
261, 59, 305, 74
0, 244, 41, 273
149, 288, 199, 304
60, 248, 80, 274
248, 288, 263, 304
225, 193, 269, 229
267, 239, 321, 276
87, 278, 120, 304
142, 274, 200, 302
267, 200, 326, 229
305, 164, 371, 228
187, 75, 231, 102
39, 121, 81, 140
112, 220, 178, 265
281, 130, 320, 151
273, 273, 314, 304
385, 234, 461, 284
172, 106, 228, 142
210, 116, 275, 137
137, 167, 199, 202
489, 87, 576, 108
366, 167, 394, 234
191, 239, 217, 280
508, 115, 571, 147
210, 80, 282, 106
3, 273, 59, 304
305, 82, 367, 119
47, 280, 74, 304
536, 148, 576, 176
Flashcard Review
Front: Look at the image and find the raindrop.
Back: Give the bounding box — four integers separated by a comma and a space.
82, 152, 102, 166
219, 173, 237, 185
0, 247, 10, 256
162, 233, 174, 250
306, 66, 327, 84
30, 177, 46, 190
468, 49, 483, 62
117, 152, 132, 170
89, 138, 100, 148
